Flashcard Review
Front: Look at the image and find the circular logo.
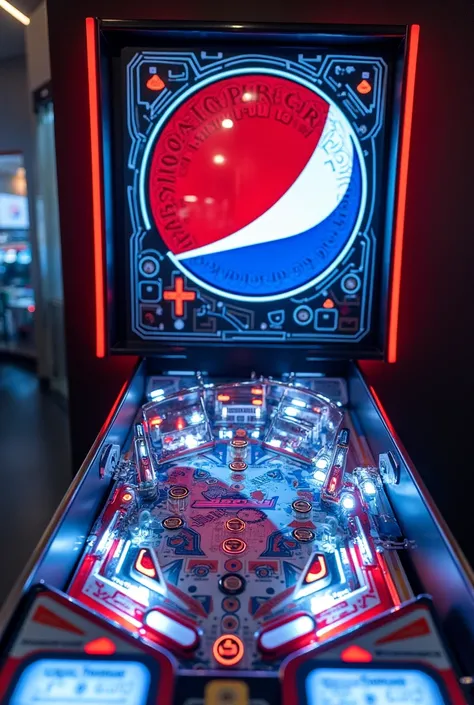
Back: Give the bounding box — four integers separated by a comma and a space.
144, 70, 366, 301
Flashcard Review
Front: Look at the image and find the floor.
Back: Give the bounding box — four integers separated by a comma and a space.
0, 361, 71, 605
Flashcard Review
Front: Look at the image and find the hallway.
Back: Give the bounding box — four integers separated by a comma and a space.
0, 361, 71, 603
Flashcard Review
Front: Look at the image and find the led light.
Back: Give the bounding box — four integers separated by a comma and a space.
341, 493, 356, 511
242, 92, 254, 102
4, 249, 16, 264
285, 406, 298, 417
268, 439, 282, 448
204, 197, 215, 205
86, 17, 105, 357
18, 250, 32, 264
122, 492, 133, 503
185, 434, 199, 449
0, 0, 30, 25
221, 118, 234, 129
251, 430, 260, 438
316, 457, 328, 469
292, 399, 306, 408
362, 479, 377, 496
213, 634, 244, 666
150, 416, 162, 427
219, 429, 232, 439
259, 615, 315, 651
252, 399, 263, 406
213, 154, 225, 165
218, 394, 230, 402
176, 417, 185, 431
255, 406, 261, 419
84, 637, 116, 655
341, 644, 373, 663
183, 194, 198, 202
314, 469, 326, 482
27, 304, 35, 313
190, 412, 202, 424
222, 407, 228, 419
136, 548, 156, 578
251, 387, 263, 395
146, 610, 198, 649
150, 388, 165, 400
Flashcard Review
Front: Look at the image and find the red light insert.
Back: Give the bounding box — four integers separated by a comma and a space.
218, 394, 231, 402
251, 387, 263, 395
341, 644, 373, 663
322, 298, 335, 309
163, 276, 196, 317
357, 79, 372, 94
212, 634, 244, 666
146, 74, 165, 91
304, 554, 328, 584
135, 548, 156, 578
84, 637, 116, 655
252, 399, 263, 406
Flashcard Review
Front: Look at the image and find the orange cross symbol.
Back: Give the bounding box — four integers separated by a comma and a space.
163, 276, 196, 316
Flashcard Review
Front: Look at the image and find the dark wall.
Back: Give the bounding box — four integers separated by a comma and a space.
47, 0, 474, 563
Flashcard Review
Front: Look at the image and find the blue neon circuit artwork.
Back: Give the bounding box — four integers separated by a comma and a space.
119, 41, 393, 346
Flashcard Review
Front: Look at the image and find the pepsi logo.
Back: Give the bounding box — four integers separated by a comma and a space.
142, 69, 367, 301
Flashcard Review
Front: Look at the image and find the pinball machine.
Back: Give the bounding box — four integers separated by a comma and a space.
0, 18, 474, 705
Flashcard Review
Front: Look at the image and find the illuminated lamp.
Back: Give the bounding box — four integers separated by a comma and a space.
341, 644, 373, 663
84, 637, 116, 655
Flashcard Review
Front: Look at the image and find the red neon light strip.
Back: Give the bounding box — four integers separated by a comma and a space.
86, 17, 106, 358
388, 24, 420, 363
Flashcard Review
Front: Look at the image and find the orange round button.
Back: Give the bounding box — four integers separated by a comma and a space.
212, 634, 244, 667
225, 517, 245, 533
229, 460, 248, 472
222, 538, 247, 555
231, 439, 248, 449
